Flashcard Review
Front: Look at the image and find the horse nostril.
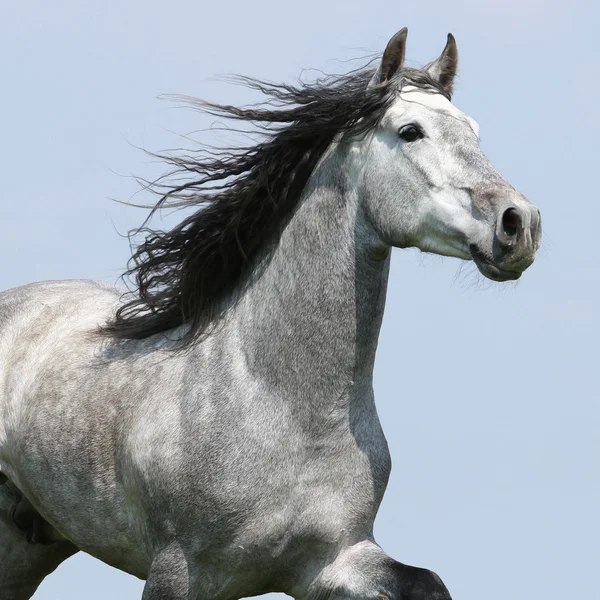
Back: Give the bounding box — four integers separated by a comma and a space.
502, 207, 521, 237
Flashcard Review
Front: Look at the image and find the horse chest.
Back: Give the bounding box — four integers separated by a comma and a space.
128, 387, 391, 556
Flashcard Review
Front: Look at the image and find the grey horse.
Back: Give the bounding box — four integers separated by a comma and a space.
0, 28, 541, 600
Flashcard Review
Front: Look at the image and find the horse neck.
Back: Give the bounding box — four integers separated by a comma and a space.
230, 144, 391, 418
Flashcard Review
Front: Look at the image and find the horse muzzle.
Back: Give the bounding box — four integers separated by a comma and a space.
471, 202, 542, 282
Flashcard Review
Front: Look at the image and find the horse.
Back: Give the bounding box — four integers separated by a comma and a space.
0, 28, 541, 600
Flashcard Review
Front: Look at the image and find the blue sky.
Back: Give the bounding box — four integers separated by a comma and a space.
2, 1, 598, 598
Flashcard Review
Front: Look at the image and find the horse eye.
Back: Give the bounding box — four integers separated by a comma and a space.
377, 594, 390, 600
398, 124, 422, 142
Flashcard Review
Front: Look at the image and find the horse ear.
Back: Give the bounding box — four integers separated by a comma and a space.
374, 28, 408, 85
425, 33, 458, 96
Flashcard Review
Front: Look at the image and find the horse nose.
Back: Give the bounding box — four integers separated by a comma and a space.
494, 203, 541, 269
501, 207, 521, 238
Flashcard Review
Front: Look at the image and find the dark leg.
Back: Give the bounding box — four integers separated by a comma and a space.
11, 491, 55, 545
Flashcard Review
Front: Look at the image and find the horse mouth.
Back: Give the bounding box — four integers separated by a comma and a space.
470, 246, 522, 282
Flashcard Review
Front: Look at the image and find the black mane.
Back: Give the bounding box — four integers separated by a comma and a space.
103, 66, 447, 347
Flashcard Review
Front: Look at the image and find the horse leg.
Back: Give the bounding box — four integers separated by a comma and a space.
11, 491, 56, 545
0, 482, 78, 600
142, 545, 191, 600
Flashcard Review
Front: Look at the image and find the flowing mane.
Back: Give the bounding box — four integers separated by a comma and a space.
102, 66, 448, 346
